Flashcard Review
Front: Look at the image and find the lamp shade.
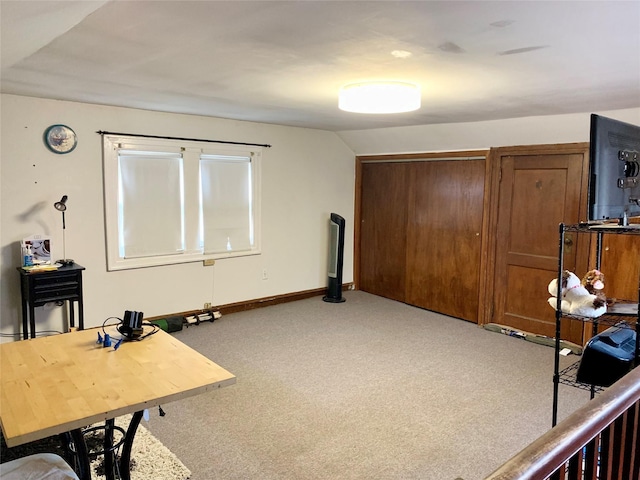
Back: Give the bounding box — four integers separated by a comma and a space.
54, 195, 68, 211
339, 81, 421, 114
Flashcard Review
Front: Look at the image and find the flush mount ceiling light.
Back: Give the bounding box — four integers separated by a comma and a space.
338, 81, 421, 114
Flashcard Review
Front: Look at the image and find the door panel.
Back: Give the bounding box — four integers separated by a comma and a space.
359, 162, 408, 301
502, 264, 581, 340
493, 151, 587, 344
405, 160, 485, 322
510, 168, 568, 259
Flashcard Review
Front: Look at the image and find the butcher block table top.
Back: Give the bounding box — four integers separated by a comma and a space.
0, 327, 235, 447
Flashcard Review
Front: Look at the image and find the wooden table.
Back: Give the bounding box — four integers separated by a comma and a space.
0, 327, 236, 479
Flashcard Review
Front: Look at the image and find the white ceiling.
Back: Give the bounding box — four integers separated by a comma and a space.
2, 0, 639, 132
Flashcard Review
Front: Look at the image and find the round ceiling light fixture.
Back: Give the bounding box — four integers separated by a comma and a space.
338, 81, 421, 114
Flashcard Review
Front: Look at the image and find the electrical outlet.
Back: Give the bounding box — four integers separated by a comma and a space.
204, 302, 212, 309
262, 269, 268, 280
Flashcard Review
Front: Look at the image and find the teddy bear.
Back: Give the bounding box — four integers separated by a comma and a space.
581, 269, 616, 306
548, 270, 607, 318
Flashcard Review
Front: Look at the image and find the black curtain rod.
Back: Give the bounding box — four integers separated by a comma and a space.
96, 130, 271, 148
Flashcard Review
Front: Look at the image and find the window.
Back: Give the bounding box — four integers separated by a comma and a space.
103, 134, 261, 270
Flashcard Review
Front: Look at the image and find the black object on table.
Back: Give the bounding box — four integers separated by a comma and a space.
17, 264, 85, 339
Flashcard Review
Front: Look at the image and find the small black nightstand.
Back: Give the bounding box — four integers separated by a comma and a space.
17, 264, 85, 339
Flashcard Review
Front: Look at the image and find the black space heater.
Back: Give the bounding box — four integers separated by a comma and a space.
323, 213, 346, 303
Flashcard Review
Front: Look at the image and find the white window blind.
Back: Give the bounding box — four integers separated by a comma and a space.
200, 154, 253, 253
118, 150, 184, 258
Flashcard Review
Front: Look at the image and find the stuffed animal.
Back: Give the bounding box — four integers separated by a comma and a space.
548, 270, 571, 312
548, 270, 607, 318
581, 269, 615, 306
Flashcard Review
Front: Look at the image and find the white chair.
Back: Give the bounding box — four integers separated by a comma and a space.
0, 453, 79, 480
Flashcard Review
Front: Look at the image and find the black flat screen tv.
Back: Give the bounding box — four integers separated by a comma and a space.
588, 114, 640, 224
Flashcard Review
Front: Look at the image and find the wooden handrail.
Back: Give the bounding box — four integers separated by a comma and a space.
484, 366, 640, 479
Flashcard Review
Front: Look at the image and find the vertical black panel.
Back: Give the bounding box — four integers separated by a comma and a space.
324, 213, 346, 303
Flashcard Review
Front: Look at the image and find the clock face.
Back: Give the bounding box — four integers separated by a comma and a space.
44, 125, 77, 154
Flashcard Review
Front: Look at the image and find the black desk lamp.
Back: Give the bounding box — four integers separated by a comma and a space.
54, 195, 74, 266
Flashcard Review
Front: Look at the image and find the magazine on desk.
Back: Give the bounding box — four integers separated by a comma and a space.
21, 234, 52, 267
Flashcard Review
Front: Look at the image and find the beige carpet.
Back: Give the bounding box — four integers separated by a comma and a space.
145, 291, 590, 480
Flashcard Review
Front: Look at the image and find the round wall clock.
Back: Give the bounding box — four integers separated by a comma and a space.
44, 124, 77, 154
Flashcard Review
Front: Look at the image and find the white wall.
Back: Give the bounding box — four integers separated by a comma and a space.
0, 94, 356, 337
337, 108, 640, 155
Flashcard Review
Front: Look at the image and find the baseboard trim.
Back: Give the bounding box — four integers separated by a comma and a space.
146, 283, 354, 322
218, 287, 326, 315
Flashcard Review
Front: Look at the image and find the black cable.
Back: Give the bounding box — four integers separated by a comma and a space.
102, 316, 123, 336
101, 316, 159, 342
35, 330, 64, 337
0, 330, 63, 338
1, 318, 157, 343
129, 322, 160, 341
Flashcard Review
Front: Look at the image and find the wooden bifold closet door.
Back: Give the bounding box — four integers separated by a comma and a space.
405, 160, 485, 321
359, 159, 485, 322
359, 162, 409, 303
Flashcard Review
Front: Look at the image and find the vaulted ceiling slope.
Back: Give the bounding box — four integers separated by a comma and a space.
1, 0, 639, 132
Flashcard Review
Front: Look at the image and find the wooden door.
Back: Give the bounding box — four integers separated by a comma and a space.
405, 160, 485, 322
359, 162, 409, 302
492, 147, 589, 344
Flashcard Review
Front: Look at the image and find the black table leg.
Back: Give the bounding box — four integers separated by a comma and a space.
29, 303, 36, 339
63, 414, 139, 480
103, 419, 116, 480
119, 411, 144, 480
78, 295, 84, 331
20, 283, 28, 340
69, 301, 75, 329
58, 429, 91, 480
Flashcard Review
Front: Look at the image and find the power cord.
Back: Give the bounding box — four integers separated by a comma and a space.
0, 330, 63, 338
